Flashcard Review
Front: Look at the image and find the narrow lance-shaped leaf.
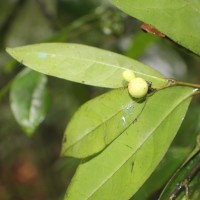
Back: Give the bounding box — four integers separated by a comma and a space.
10, 69, 51, 136
64, 86, 195, 200
61, 88, 146, 158
111, 0, 200, 56
159, 148, 200, 200
6, 43, 167, 88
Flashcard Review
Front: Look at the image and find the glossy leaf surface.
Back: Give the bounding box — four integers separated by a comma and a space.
111, 0, 200, 56
64, 86, 194, 200
6, 43, 167, 88
10, 69, 51, 136
61, 88, 145, 158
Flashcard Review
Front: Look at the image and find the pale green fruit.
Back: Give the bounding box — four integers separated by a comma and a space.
128, 77, 148, 98
122, 69, 136, 82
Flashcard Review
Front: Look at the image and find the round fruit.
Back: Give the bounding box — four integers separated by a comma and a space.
128, 77, 148, 98
122, 69, 136, 82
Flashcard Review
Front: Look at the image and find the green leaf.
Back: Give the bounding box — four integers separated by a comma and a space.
64, 86, 194, 200
10, 69, 51, 136
111, 0, 200, 56
131, 147, 190, 200
159, 147, 200, 200
125, 32, 158, 59
61, 88, 146, 158
6, 43, 167, 88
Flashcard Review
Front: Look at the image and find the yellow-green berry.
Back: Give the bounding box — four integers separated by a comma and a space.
122, 69, 136, 82
128, 77, 148, 98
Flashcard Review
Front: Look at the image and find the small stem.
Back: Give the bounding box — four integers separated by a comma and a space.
173, 81, 200, 89
148, 79, 200, 97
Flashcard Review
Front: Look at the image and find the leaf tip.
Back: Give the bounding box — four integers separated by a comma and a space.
6, 47, 18, 62
6, 47, 14, 56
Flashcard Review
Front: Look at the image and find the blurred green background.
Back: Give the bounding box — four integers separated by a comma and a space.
1, 0, 200, 199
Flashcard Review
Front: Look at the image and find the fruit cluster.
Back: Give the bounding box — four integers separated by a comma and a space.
122, 69, 148, 98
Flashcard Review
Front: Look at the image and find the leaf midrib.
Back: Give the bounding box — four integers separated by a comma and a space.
25, 50, 166, 82
64, 100, 137, 153
87, 91, 192, 199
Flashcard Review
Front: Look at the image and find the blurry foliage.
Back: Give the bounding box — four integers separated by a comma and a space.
0, 0, 200, 200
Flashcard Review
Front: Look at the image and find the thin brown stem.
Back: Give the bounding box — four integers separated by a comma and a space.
174, 81, 200, 89
149, 79, 200, 96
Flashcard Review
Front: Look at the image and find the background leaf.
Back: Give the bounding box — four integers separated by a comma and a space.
6, 43, 167, 88
159, 147, 200, 200
10, 69, 51, 136
111, 0, 200, 56
64, 86, 194, 200
61, 88, 146, 158
125, 32, 159, 59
